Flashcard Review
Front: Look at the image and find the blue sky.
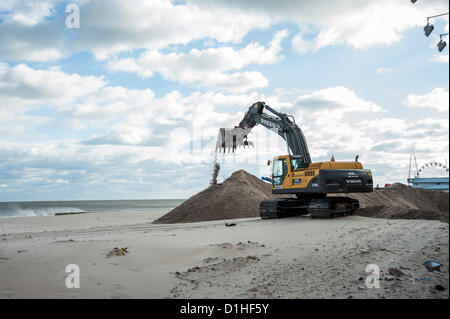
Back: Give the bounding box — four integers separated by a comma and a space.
0, 0, 448, 201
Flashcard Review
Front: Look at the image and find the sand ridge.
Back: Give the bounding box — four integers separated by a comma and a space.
348, 183, 449, 223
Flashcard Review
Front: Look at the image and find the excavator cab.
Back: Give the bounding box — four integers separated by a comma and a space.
272, 155, 308, 187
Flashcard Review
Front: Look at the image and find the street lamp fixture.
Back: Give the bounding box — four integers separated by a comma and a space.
424, 13, 449, 37
424, 23, 434, 37
438, 33, 449, 52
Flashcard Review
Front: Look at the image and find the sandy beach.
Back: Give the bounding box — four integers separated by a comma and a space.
1, 211, 448, 299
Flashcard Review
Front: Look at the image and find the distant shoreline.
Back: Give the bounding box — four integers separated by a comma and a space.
0, 198, 186, 203
0, 199, 184, 219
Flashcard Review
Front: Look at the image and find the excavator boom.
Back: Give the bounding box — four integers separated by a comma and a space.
216, 102, 311, 167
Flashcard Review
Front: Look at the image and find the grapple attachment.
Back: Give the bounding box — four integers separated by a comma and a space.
215, 127, 253, 153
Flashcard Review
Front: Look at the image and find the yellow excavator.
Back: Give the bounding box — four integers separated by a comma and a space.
216, 102, 373, 219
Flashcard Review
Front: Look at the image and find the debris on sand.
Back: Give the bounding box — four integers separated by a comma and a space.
106, 247, 129, 258
55, 212, 87, 216
435, 284, 445, 291
423, 261, 442, 272
388, 267, 405, 277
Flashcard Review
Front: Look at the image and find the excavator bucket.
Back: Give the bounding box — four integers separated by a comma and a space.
215, 127, 253, 153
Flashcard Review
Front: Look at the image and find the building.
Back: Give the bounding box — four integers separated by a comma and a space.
409, 177, 449, 190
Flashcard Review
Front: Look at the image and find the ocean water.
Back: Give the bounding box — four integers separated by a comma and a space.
0, 199, 185, 218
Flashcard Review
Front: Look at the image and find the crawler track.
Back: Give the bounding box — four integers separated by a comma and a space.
259, 197, 359, 219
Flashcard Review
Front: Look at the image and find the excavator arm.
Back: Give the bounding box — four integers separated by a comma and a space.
216, 102, 311, 168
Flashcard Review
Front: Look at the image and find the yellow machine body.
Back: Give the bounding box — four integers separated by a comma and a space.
271, 155, 373, 195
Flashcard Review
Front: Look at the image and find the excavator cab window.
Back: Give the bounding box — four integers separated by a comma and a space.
273, 159, 288, 185
291, 157, 304, 170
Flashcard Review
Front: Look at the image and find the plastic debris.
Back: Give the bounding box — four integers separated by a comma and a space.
107, 247, 129, 258
435, 285, 445, 291
423, 261, 441, 272
225, 222, 236, 227
388, 267, 405, 277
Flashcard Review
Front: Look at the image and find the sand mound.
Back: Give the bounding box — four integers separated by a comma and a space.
355, 206, 448, 223
152, 170, 273, 224
349, 184, 449, 223
154, 170, 449, 224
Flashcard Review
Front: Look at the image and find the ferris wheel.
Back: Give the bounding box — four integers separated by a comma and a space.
417, 161, 449, 178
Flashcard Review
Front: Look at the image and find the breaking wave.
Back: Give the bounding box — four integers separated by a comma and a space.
0, 204, 85, 218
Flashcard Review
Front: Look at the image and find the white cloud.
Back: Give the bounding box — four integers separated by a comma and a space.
0, 0, 67, 61
291, 33, 317, 54
375, 67, 393, 75
0, 0, 59, 26
87, 0, 449, 57
2, 0, 448, 63
206, 0, 449, 53
311, 2, 422, 49
0, 21, 63, 62
435, 54, 449, 63
85, 125, 153, 146
73, 0, 271, 60
0, 0, 270, 62
0, 63, 107, 125
108, 30, 288, 92
403, 88, 449, 112
295, 86, 387, 115
0, 63, 105, 101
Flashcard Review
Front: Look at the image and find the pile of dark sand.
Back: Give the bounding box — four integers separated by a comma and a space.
153, 170, 273, 224
349, 183, 449, 223
154, 171, 449, 224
